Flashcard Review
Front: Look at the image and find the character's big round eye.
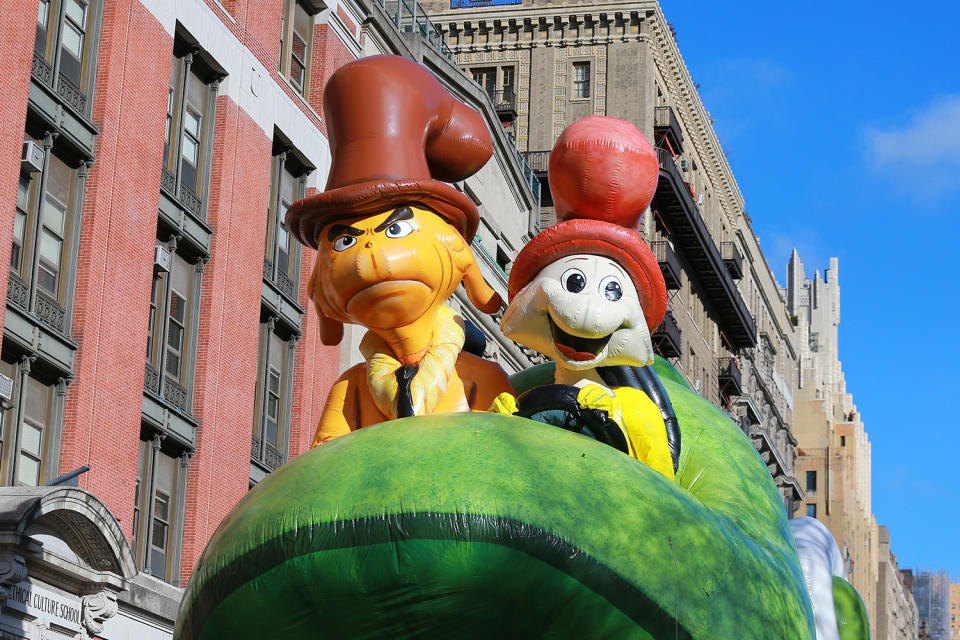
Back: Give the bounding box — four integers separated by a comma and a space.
333, 235, 357, 252
385, 221, 414, 238
600, 275, 623, 301
561, 268, 586, 293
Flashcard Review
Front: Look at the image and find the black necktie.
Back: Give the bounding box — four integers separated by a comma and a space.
395, 364, 420, 418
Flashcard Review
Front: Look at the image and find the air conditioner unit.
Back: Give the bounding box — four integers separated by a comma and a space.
154, 245, 172, 273
680, 159, 690, 172
22, 141, 44, 174
0, 373, 14, 405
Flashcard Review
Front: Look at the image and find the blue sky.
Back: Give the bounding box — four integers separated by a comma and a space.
660, 1, 960, 576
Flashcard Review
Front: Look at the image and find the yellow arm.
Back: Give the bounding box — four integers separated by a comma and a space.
311, 371, 355, 447
577, 384, 674, 480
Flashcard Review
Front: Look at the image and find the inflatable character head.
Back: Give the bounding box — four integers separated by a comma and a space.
501, 116, 667, 374
286, 55, 500, 356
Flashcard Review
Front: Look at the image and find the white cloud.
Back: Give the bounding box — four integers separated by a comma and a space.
863, 95, 960, 202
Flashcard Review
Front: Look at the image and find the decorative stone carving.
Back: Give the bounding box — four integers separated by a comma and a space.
81, 591, 118, 638
0, 551, 28, 608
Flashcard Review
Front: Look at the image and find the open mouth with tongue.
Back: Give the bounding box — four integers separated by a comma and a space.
548, 316, 612, 362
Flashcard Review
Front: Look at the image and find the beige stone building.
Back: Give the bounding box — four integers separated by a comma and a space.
420, 0, 802, 511
951, 581, 960, 638
785, 250, 880, 627
876, 525, 920, 639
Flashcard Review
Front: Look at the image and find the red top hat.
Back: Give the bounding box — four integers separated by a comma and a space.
508, 116, 667, 332
287, 55, 493, 249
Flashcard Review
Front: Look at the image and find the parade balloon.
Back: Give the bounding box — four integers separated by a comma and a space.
174, 359, 815, 639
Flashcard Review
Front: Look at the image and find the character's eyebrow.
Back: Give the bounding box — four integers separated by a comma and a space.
374, 206, 414, 233
327, 223, 364, 242
606, 261, 628, 277
565, 257, 590, 262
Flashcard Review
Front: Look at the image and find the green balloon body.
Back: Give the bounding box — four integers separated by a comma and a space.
833, 576, 871, 640
175, 359, 815, 639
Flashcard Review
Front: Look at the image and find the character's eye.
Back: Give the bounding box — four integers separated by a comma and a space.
333, 235, 357, 252
600, 275, 623, 301
561, 268, 586, 293
384, 220, 414, 238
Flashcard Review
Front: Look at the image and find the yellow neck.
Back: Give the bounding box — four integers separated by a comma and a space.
369, 311, 440, 365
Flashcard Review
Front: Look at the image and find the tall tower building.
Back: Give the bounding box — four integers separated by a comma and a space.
420, 0, 802, 512
785, 249, 879, 627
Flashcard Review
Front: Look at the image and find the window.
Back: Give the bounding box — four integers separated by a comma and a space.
132, 436, 187, 584
163, 48, 218, 214
145, 242, 201, 413
34, 0, 99, 113
840, 435, 846, 447
471, 66, 515, 103
806, 470, 817, 496
573, 61, 591, 99
502, 67, 515, 97
264, 146, 311, 299
0, 358, 64, 487
252, 320, 297, 472
9, 133, 83, 332
471, 67, 496, 95
280, 0, 315, 95
806, 503, 816, 518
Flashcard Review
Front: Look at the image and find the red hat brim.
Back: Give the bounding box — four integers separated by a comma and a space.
287, 179, 479, 249
508, 220, 667, 332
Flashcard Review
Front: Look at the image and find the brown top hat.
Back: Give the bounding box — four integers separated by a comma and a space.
287, 55, 493, 249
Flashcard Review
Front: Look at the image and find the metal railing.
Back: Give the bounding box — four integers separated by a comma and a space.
653, 309, 681, 358
718, 356, 742, 395
522, 150, 551, 173
488, 88, 516, 113
511, 145, 541, 213
721, 241, 744, 279
377, 0, 455, 60
650, 241, 681, 290
654, 106, 683, 148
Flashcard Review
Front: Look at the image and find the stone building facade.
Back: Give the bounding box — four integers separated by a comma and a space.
875, 525, 919, 640
0, 0, 537, 637
950, 581, 959, 639
786, 250, 881, 628
420, 0, 802, 511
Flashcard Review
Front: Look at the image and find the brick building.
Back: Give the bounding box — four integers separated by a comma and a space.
0, 0, 537, 637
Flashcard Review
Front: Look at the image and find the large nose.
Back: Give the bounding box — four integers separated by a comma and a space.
553, 293, 622, 336
352, 240, 412, 281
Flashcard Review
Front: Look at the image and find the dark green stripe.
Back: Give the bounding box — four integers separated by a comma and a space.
182, 511, 692, 640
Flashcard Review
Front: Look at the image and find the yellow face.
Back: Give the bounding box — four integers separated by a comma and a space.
310, 206, 475, 331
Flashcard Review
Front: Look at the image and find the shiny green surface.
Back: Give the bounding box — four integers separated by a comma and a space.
834, 576, 871, 640
176, 367, 814, 639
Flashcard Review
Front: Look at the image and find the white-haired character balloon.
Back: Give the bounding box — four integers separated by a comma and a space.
492, 116, 680, 479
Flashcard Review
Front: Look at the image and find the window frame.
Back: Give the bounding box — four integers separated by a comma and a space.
9, 130, 88, 336
805, 470, 817, 496
32, 0, 103, 118
132, 434, 189, 585
0, 356, 68, 487
251, 317, 298, 473
572, 60, 591, 100
279, 0, 317, 97
264, 152, 308, 301
162, 47, 220, 220
144, 237, 204, 416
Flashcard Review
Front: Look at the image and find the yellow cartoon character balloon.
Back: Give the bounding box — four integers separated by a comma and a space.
286, 55, 511, 445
